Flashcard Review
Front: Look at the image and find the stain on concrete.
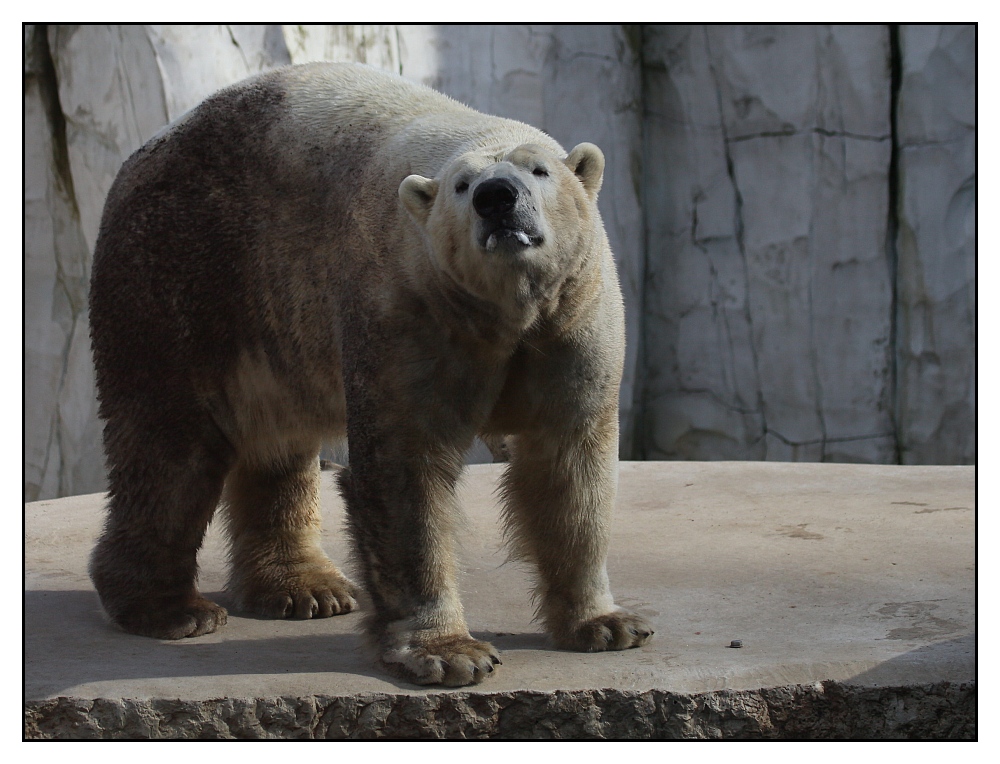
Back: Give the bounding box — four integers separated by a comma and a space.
876, 601, 966, 641
913, 506, 970, 514
777, 524, 824, 540
616, 597, 660, 619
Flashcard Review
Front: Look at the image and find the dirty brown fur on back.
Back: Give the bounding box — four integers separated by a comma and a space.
88, 62, 652, 687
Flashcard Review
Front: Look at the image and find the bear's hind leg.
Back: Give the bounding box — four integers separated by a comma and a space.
90, 419, 234, 639
223, 448, 358, 619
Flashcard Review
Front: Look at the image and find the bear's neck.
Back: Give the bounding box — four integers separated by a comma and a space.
417, 270, 538, 354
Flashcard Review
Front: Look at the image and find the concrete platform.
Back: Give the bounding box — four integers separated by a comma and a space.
24, 462, 975, 739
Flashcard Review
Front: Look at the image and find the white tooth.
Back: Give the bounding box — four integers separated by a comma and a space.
486, 233, 497, 251
515, 231, 531, 245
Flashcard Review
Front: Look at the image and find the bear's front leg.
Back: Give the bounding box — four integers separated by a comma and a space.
338, 453, 501, 687
501, 412, 655, 652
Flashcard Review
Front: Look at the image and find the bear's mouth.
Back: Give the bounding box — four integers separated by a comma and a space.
481, 225, 544, 252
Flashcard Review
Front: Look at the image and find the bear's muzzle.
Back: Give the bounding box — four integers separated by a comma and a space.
473, 177, 519, 219
474, 178, 543, 252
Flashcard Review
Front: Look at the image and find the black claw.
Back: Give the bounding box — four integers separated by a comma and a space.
491, 654, 502, 665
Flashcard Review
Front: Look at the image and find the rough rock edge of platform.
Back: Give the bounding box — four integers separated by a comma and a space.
24, 681, 975, 740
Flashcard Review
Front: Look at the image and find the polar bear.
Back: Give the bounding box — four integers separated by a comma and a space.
88, 62, 653, 686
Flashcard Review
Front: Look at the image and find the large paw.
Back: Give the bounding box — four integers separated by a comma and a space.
113, 595, 228, 640
380, 635, 502, 687
554, 611, 654, 652
231, 563, 359, 620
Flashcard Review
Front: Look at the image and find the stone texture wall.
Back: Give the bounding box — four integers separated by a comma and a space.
24, 683, 977, 739
894, 25, 976, 465
639, 25, 897, 462
23, 24, 976, 500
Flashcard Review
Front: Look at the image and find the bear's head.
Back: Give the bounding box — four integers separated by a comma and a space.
399, 142, 606, 318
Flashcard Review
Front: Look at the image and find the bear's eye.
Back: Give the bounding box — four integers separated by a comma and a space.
455, 181, 469, 194
533, 167, 549, 177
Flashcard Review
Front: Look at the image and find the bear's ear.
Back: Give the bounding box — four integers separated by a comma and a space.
399, 175, 439, 225
565, 143, 605, 200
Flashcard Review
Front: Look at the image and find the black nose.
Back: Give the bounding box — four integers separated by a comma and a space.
473, 178, 518, 219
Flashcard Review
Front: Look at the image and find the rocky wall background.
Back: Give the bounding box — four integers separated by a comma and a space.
23, 24, 976, 500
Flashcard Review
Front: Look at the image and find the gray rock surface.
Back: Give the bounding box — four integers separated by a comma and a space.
894, 25, 976, 465
24, 683, 976, 740
639, 25, 896, 463
22, 24, 976, 500
24, 27, 103, 501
